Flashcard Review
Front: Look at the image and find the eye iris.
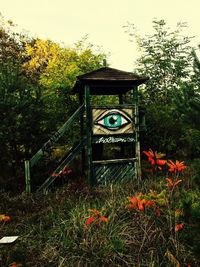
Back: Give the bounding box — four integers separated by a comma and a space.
104, 114, 122, 128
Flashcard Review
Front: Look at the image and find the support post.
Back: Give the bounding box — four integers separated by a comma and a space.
79, 93, 85, 176
119, 94, 123, 104
132, 87, 141, 181
119, 94, 125, 156
84, 85, 94, 186
25, 160, 31, 193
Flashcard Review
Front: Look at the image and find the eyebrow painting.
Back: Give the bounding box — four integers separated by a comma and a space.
92, 108, 134, 135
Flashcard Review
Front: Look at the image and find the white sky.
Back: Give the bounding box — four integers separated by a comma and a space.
1, 0, 200, 71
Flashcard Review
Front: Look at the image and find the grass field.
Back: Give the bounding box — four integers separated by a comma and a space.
1, 158, 200, 267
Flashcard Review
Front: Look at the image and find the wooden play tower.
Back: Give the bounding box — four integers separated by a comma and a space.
73, 67, 148, 185
25, 67, 148, 193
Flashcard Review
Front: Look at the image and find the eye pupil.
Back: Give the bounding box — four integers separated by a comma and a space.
106, 115, 121, 127
109, 116, 117, 125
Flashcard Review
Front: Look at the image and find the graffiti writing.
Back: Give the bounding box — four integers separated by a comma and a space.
95, 136, 135, 144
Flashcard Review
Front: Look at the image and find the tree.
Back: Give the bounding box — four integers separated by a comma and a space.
126, 19, 197, 155
128, 20, 193, 104
0, 16, 106, 191
178, 47, 200, 157
22, 37, 106, 146
0, 17, 48, 190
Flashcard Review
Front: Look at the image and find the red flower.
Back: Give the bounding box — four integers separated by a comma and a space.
143, 149, 166, 170
145, 200, 155, 208
127, 193, 154, 211
127, 196, 138, 209
156, 159, 166, 166
9, 263, 17, 267
138, 198, 146, 211
155, 207, 161, 217
86, 217, 95, 225
51, 172, 59, 177
175, 223, 184, 232
167, 160, 186, 173
127, 193, 146, 211
86, 209, 108, 225
51, 167, 72, 178
0, 214, 11, 222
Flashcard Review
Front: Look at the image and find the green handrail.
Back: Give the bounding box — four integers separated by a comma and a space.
25, 104, 85, 193
36, 137, 87, 193
30, 104, 84, 167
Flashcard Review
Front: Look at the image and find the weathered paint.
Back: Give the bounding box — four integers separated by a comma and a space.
92, 108, 134, 135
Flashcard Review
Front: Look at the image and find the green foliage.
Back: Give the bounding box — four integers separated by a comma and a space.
127, 19, 200, 157
132, 20, 193, 105
0, 17, 106, 191
0, 17, 46, 189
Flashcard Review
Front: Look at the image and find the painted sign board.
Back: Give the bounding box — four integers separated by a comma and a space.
92, 108, 134, 135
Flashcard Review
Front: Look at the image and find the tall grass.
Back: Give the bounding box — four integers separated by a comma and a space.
0, 172, 200, 266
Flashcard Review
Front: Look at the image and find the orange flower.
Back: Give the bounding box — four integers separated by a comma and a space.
165, 178, 182, 188
167, 160, 186, 173
145, 200, 155, 208
143, 149, 165, 161
86, 217, 95, 225
175, 223, 184, 232
86, 209, 108, 225
155, 207, 161, 217
127, 196, 138, 209
0, 214, 11, 222
137, 198, 146, 211
127, 193, 146, 211
143, 149, 166, 170
99, 216, 109, 222
156, 159, 166, 166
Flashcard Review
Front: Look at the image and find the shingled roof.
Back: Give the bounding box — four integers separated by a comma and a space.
72, 67, 148, 95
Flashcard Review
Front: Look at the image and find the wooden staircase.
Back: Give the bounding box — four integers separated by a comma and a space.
25, 104, 85, 193
36, 137, 87, 193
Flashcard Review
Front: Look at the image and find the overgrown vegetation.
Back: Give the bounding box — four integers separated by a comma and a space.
1, 16, 200, 267
0, 16, 106, 191
126, 20, 200, 157
1, 154, 200, 266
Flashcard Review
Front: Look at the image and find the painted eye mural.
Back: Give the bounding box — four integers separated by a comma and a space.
92, 109, 134, 135
95, 110, 130, 130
